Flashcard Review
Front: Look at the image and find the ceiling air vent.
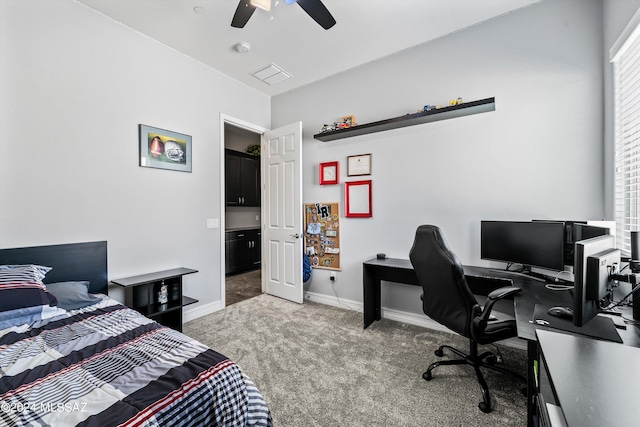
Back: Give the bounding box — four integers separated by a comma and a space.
251, 64, 291, 85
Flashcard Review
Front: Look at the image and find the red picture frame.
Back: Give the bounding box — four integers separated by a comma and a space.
319, 161, 339, 185
345, 180, 372, 218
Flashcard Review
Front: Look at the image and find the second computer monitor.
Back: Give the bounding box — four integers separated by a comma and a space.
574, 234, 618, 326
533, 220, 611, 266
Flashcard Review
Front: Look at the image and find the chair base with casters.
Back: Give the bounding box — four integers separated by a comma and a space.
409, 225, 527, 414
422, 338, 526, 413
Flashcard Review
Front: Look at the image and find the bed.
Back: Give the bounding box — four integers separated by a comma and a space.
0, 241, 272, 426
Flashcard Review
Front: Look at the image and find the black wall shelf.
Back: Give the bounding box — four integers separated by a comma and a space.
313, 97, 495, 142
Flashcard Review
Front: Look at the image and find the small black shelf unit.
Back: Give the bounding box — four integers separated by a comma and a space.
111, 267, 198, 332
313, 97, 495, 142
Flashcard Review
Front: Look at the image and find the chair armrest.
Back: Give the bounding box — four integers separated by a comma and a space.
466, 274, 514, 297
474, 286, 521, 330
487, 286, 521, 301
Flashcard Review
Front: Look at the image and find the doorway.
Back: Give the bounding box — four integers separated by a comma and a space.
220, 114, 304, 306
222, 117, 266, 307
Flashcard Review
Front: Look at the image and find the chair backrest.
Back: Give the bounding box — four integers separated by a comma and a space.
409, 225, 479, 338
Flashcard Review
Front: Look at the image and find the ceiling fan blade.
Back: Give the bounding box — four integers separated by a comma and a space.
296, 0, 336, 30
231, 0, 257, 28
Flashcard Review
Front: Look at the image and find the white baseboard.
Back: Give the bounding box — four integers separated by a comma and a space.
183, 299, 224, 323
304, 290, 363, 312
304, 290, 526, 351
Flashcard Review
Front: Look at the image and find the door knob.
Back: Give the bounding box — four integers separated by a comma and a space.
289, 233, 301, 239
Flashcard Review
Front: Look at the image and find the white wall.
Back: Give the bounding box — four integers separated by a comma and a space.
272, 0, 605, 314
0, 0, 270, 309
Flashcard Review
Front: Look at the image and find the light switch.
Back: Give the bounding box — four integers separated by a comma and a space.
207, 218, 219, 229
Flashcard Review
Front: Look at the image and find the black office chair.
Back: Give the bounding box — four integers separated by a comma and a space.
409, 225, 526, 413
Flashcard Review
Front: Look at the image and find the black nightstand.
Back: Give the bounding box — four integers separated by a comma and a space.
111, 268, 198, 332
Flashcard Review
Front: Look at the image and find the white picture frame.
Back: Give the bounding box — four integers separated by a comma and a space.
347, 153, 371, 176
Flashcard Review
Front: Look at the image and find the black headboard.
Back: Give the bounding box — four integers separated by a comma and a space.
0, 241, 108, 294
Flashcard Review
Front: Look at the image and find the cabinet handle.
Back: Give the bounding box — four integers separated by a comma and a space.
237, 234, 245, 237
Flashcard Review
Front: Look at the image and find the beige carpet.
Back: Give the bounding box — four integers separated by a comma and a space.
184, 294, 527, 427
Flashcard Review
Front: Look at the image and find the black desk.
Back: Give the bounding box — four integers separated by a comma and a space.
362, 257, 640, 426
537, 329, 640, 426
362, 258, 514, 329
363, 258, 417, 329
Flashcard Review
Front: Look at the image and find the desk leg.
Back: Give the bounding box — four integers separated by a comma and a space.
363, 265, 382, 329
526, 339, 537, 427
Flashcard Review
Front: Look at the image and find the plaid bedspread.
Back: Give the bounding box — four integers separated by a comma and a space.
0, 296, 272, 426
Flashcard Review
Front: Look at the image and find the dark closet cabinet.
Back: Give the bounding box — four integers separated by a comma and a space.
225, 229, 261, 275
225, 149, 260, 207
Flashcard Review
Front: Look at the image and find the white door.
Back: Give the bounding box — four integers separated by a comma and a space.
262, 122, 303, 303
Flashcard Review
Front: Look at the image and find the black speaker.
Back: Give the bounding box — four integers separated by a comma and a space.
631, 231, 640, 273
630, 231, 640, 320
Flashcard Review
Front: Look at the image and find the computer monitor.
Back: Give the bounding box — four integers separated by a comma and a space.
573, 223, 611, 242
586, 248, 620, 301
533, 220, 611, 266
564, 223, 611, 268
533, 220, 585, 266
480, 221, 565, 273
573, 235, 618, 326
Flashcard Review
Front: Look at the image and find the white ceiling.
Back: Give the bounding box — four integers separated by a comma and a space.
76, 0, 541, 97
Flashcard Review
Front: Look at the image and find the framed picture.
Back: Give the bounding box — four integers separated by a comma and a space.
341, 115, 355, 127
345, 180, 372, 218
139, 124, 192, 172
319, 161, 339, 185
347, 153, 371, 176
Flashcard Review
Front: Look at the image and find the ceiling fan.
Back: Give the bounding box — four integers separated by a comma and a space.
231, 0, 336, 30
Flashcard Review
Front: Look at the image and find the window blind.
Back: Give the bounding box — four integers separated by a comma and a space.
613, 8, 640, 256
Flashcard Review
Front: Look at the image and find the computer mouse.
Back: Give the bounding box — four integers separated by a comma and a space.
547, 306, 574, 320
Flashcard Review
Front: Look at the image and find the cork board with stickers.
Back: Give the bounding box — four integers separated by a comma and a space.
304, 202, 341, 270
